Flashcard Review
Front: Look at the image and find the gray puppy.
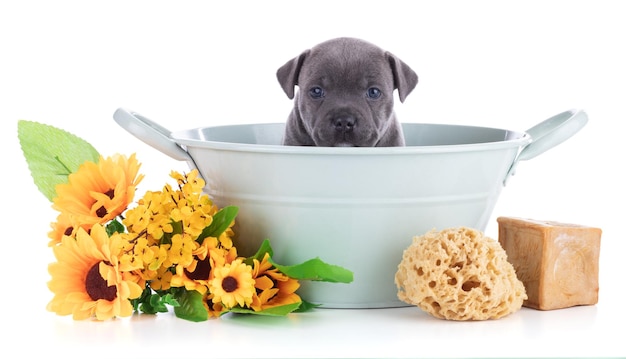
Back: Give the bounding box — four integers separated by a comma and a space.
277, 37, 418, 147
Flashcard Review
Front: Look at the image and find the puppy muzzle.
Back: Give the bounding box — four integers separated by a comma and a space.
324, 110, 362, 146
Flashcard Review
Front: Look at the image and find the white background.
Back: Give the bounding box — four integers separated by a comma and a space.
2, 1, 624, 358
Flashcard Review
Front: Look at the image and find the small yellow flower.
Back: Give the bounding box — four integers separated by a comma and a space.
47, 224, 143, 320
123, 169, 219, 250
123, 192, 158, 235
149, 266, 174, 291
166, 233, 197, 268
52, 154, 143, 230
209, 259, 255, 309
121, 169, 238, 299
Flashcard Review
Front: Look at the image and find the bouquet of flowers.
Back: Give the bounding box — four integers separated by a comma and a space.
18, 120, 353, 322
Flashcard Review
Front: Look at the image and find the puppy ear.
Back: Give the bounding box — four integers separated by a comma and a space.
276, 50, 310, 99
386, 52, 418, 103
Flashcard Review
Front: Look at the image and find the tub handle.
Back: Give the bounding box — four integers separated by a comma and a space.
504, 109, 588, 184
112, 108, 193, 162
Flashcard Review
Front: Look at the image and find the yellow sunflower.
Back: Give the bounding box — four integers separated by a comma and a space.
52, 153, 144, 229
203, 292, 226, 318
209, 259, 255, 309
47, 212, 85, 246
169, 236, 237, 294
251, 253, 301, 311
47, 224, 143, 320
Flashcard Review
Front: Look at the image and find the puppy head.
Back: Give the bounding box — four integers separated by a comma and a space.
277, 37, 418, 147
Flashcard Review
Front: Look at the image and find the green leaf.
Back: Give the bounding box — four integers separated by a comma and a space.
140, 295, 162, 314
132, 286, 153, 312
106, 219, 125, 236
160, 292, 180, 307
197, 206, 238, 243
244, 238, 274, 266
136, 291, 180, 314
228, 302, 302, 316
132, 289, 170, 315
17, 120, 100, 201
160, 220, 182, 245
293, 300, 320, 313
173, 289, 208, 322
270, 257, 354, 283
170, 220, 183, 235
147, 294, 169, 313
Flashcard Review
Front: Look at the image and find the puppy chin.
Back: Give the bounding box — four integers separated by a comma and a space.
334, 142, 356, 147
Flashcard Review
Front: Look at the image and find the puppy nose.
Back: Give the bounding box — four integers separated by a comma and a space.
332, 116, 356, 133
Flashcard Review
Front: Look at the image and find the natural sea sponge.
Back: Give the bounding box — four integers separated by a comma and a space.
395, 227, 527, 320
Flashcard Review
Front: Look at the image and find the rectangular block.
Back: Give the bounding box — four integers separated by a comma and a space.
497, 217, 601, 310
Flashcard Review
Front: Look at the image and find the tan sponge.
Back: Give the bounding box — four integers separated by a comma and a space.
395, 227, 527, 320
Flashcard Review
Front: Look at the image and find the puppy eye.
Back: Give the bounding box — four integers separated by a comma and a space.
367, 87, 382, 99
309, 87, 325, 99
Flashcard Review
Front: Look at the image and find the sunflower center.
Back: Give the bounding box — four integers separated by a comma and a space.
104, 189, 115, 199
64, 226, 74, 236
222, 276, 238, 293
184, 256, 211, 281
95, 206, 108, 218
94, 189, 115, 218
85, 262, 117, 301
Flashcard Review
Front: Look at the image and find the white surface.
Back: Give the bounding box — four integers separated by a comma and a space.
2, 1, 625, 358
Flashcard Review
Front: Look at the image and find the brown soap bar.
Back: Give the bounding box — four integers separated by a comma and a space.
497, 217, 601, 310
